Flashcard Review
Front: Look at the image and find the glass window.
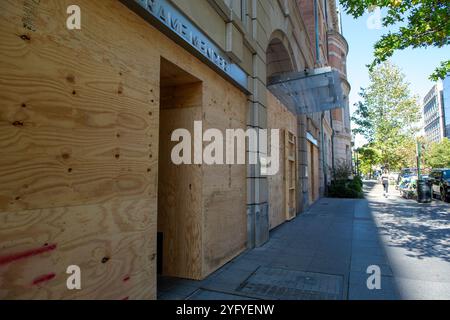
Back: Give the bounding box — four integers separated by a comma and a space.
443, 170, 450, 179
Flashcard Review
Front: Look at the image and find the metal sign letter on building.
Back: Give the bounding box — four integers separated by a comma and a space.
121, 0, 249, 93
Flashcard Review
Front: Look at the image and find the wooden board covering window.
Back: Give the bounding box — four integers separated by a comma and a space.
0, 0, 247, 299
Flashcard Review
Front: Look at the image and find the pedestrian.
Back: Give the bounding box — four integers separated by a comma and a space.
381, 170, 389, 198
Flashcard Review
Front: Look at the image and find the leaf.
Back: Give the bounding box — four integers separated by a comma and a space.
352, 61, 421, 170
339, 0, 450, 79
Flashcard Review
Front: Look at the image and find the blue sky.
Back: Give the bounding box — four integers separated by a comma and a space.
340, 8, 449, 146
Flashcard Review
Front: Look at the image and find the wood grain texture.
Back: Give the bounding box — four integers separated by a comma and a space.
158, 74, 203, 279
0, 198, 156, 299
0, 0, 248, 298
0, 0, 161, 299
267, 91, 297, 230
284, 130, 297, 220
0, 0, 158, 212
202, 78, 247, 275
307, 141, 320, 204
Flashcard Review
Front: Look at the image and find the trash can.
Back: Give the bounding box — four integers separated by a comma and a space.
417, 180, 431, 203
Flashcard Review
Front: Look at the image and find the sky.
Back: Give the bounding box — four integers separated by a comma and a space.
339, 7, 449, 147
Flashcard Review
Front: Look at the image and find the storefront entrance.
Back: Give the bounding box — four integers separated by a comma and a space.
157, 58, 203, 280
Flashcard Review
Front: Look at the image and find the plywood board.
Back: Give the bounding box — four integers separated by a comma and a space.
0, 0, 161, 299
0, 198, 156, 299
158, 78, 203, 279
284, 130, 297, 220
267, 91, 297, 230
0, 0, 248, 298
201, 75, 247, 276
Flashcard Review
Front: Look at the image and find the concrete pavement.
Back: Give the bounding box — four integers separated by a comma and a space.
367, 181, 450, 299
158, 180, 449, 300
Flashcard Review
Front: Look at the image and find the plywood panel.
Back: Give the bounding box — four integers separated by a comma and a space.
313, 144, 320, 202
0, 0, 162, 299
285, 130, 297, 220
158, 107, 203, 279
308, 142, 313, 204
0, 198, 156, 299
267, 91, 297, 230
202, 79, 247, 275
203, 187, 246, 270
0, 0, 249, 298
0, 0, 161, 299
307, 141, 320, 204
0, 0, 158, 212
158, 78, 203, 279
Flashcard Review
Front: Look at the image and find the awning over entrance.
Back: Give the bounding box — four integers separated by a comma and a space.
267, 67, 345, 114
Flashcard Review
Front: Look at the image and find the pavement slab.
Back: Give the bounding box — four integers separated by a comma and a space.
158, 180, 449, 300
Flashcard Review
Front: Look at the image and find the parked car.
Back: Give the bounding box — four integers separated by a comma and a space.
398, 177, 409, 197
397, 168, 417, 184
428, 168, 450, 202
396, 168, 417, 190
399, 176, 417, 199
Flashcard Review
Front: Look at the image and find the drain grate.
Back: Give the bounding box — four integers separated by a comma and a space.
238, 267, 344, 300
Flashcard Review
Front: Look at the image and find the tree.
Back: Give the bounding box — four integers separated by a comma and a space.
395, 135, 418, 168
340, 0, 450, 80
352, 61, 420, 170
424, 138, 450, 168
356, 146, 380, 176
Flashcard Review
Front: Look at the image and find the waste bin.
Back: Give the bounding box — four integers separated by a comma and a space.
417, 180, 431, 203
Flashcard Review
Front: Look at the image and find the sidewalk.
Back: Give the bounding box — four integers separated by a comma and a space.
158, 182, 399, 300
367, 181, 450, 299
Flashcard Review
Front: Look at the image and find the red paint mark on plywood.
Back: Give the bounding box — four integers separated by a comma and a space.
121, 296, 129, 300
0, 244, 57, 266
123, 276, 130, 282
32, 273, 56, 285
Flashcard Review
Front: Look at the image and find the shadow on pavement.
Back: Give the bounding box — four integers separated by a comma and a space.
371, 198, 450, 262
158, 182, 405, 300
363, 181, 450, 299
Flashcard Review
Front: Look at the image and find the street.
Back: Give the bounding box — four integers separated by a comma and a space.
159, 181, 450, 300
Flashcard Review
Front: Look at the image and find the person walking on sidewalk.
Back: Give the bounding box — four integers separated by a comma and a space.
381, 170, 389, 198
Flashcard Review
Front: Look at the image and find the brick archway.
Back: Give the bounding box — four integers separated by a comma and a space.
266, 31, 297, 81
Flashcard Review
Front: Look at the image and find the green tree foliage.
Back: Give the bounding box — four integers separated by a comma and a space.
424, 138, 450, 168
352, 61, 420, 170
356, 146, 380, 176
339, 0, 450, 80
395, 135, 418, 168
